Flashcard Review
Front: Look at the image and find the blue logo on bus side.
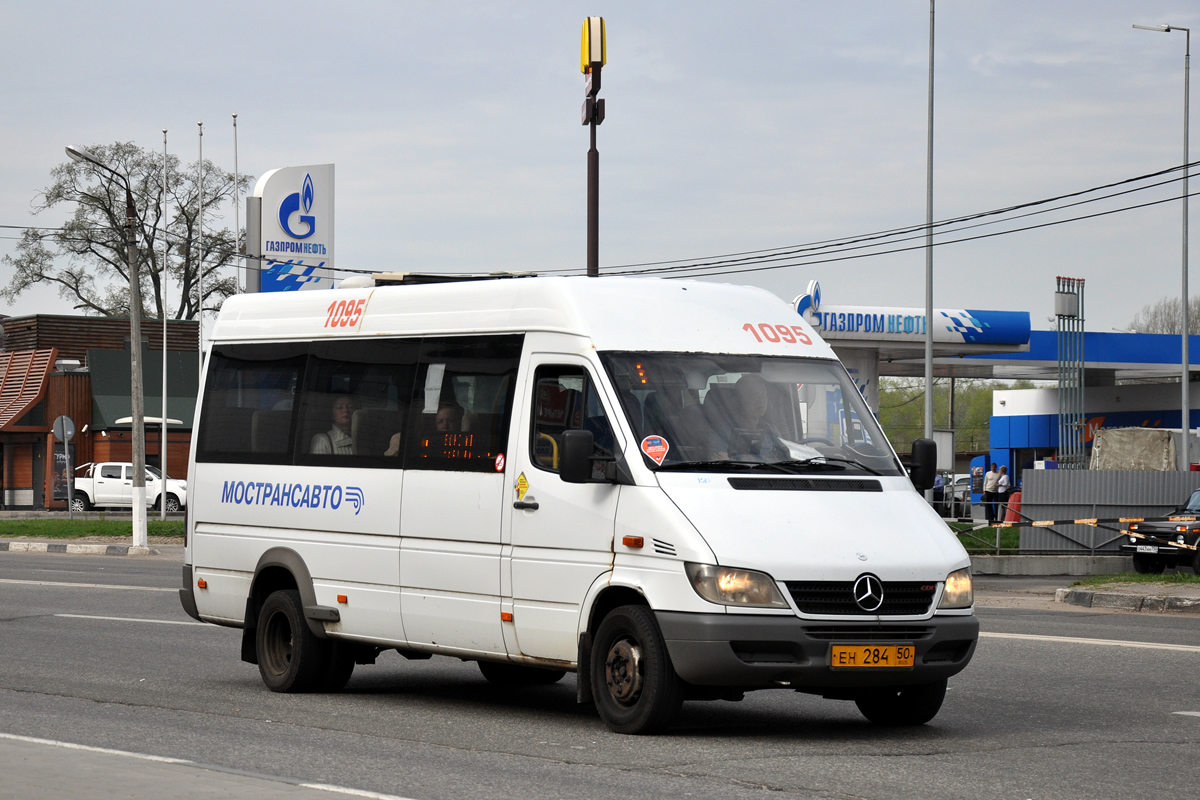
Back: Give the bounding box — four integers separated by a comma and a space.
278, 173, 316, 239
220, 480, 364, 515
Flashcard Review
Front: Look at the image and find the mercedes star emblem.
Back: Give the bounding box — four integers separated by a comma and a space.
853, 574, 884, 612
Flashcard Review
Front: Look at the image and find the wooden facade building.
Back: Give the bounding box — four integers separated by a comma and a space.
0, 315, 200, 510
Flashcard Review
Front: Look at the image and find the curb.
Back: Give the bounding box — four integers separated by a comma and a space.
1055, 587, 1200, 614
0, 542, 159, 556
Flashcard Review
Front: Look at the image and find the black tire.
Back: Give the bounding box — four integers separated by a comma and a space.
256, 589, 327, 693
320, 640, 356, 692
855, 679, 947, 726
70, 494, 91, 513
1132, 554, 1166, 575
163, 494, 181, 513
590, 604, 684, 735
1192, 550, 1200, 577
478, 660, 565, 686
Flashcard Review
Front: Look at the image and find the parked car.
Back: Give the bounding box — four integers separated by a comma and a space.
932, 472, 971, 517
1120, 489, 1200, 575
71, 462, 188, 512
950, 473, 971, 504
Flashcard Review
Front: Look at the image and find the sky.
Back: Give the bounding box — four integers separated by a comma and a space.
1, 0, 1197, 336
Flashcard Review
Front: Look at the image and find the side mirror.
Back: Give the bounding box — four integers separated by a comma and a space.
909, 438, 937, 491
560, 430, 596, 484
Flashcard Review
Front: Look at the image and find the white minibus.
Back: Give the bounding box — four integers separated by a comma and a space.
180, 275, 977, 734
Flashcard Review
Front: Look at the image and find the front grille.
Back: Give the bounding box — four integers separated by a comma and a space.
803, 625, 934, 641
785, 581, 935, 616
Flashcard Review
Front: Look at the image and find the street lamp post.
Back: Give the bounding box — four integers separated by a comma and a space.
65, 145, 148, 547
581, 16, 606, 277
1134, 23, 1191, 468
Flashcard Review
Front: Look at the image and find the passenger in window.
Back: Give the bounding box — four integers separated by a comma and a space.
712, 375, 786, 461
435, 403, 464, 432
310, 394, 358, 455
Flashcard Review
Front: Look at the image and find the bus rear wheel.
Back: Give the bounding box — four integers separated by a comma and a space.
256, 589, 326, 692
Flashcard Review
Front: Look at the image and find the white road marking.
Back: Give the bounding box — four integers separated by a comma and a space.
0, 732, 191, 764
0, 578, 174, 592
982, 631, 1200, 653
300, 784, 419, 800
0, 733, 421, 799
55, 613, 207, 626
1172, 711, 1200, 717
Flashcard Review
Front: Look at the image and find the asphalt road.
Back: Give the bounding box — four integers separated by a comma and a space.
2, 552, 1198, 800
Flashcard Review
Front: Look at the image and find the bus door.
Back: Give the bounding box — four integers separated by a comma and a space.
506, 359, 622, 663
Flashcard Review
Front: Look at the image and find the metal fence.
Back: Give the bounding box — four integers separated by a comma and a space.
1015, 470, 1200, 553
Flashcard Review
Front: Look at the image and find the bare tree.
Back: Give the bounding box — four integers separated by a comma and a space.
1, 142, 252, 319
1128, 296, 1200, 335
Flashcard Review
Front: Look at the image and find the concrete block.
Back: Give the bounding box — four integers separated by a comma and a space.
1164, 596, 1200, 614
1062, 589, 1094, 607
1140, 596, 1168, 613
1090, 592, 1144, 611
971, 555, 1134, 576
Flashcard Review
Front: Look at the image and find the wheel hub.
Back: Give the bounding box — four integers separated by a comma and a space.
604, 637, 643, 705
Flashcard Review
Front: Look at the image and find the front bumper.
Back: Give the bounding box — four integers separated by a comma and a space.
657, 611, 978, 690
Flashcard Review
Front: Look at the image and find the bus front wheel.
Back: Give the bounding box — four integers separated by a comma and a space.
590, 604, 683, 735
855, 679, 947, 726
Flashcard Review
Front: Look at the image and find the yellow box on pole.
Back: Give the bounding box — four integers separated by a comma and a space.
581, 16, 606, 73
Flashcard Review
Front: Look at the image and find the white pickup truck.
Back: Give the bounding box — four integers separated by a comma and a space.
71, 463, 188, 513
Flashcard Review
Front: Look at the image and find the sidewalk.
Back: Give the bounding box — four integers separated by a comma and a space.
975, 574, 1200, 615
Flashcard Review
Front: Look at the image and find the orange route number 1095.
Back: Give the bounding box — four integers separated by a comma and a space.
743, 322, 813, 346
325, 298, 366, 329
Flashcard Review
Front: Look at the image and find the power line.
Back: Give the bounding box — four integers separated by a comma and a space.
4, 161, 1197, 284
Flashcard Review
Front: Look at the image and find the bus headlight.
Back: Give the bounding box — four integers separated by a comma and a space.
938, 568, 974, 609
684, 563, 788, 608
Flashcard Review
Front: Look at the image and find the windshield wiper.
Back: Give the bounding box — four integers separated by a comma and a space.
655, 459, 800, 474
777, 457, 885, 476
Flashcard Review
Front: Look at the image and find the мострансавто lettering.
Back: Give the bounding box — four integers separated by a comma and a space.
222, 480, 342, 509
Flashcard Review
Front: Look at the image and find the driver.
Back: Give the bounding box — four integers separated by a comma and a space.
711, 374, 786, 461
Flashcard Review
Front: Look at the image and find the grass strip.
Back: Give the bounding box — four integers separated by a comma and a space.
0, 518, 184, 539
1072, 572, 1200, 587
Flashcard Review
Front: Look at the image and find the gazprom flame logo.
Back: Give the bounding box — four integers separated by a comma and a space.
279, 173, 316, 240
794, 279, 822, 317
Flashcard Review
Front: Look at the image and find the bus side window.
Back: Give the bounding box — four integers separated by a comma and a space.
296, 338, 420, 467
195, 343, 308, 465
530, 365, 614, 477
403, 335, 523, 472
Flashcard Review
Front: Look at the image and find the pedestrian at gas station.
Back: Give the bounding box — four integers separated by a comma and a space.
982, 463, 1000, 524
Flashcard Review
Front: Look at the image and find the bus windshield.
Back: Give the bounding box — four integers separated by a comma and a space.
600, 352, 903, 476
